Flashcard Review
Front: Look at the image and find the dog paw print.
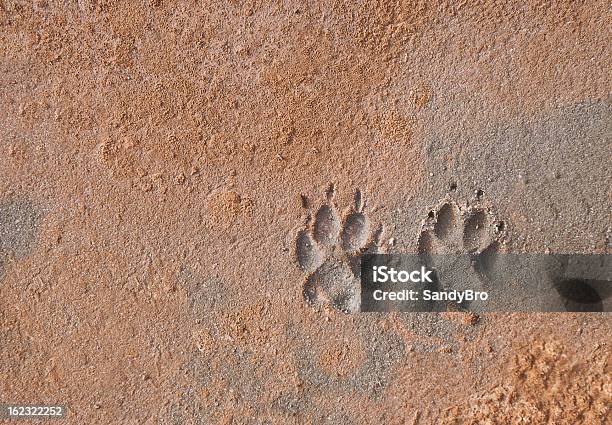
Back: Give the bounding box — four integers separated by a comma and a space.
295, 187, 384, 313
417, 198, 506, 309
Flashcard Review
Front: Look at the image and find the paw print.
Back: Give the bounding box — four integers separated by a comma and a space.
418, 199, 505, 255
295, 187, 384, 313
417, 198, 506, 309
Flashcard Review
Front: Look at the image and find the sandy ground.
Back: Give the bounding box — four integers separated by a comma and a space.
0, 1, 610, 424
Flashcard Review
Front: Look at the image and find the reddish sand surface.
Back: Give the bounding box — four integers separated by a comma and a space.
1, 1, 610, 424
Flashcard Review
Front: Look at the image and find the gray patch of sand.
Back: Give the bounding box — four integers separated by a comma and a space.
419, 99, 611, 252
0, 198, 41, 281
0, 199, 40, 257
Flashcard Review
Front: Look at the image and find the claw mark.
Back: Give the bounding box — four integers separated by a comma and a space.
325, 183, 335, 201
354, 189, 363, 212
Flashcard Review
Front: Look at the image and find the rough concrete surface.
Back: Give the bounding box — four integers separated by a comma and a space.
0, 1, 610, 424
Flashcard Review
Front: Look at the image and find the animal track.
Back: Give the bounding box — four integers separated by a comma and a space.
295, 187, 384, 313
417, 198, 506, 310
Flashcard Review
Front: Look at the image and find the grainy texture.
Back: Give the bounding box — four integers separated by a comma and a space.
0, 1, 610, 424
